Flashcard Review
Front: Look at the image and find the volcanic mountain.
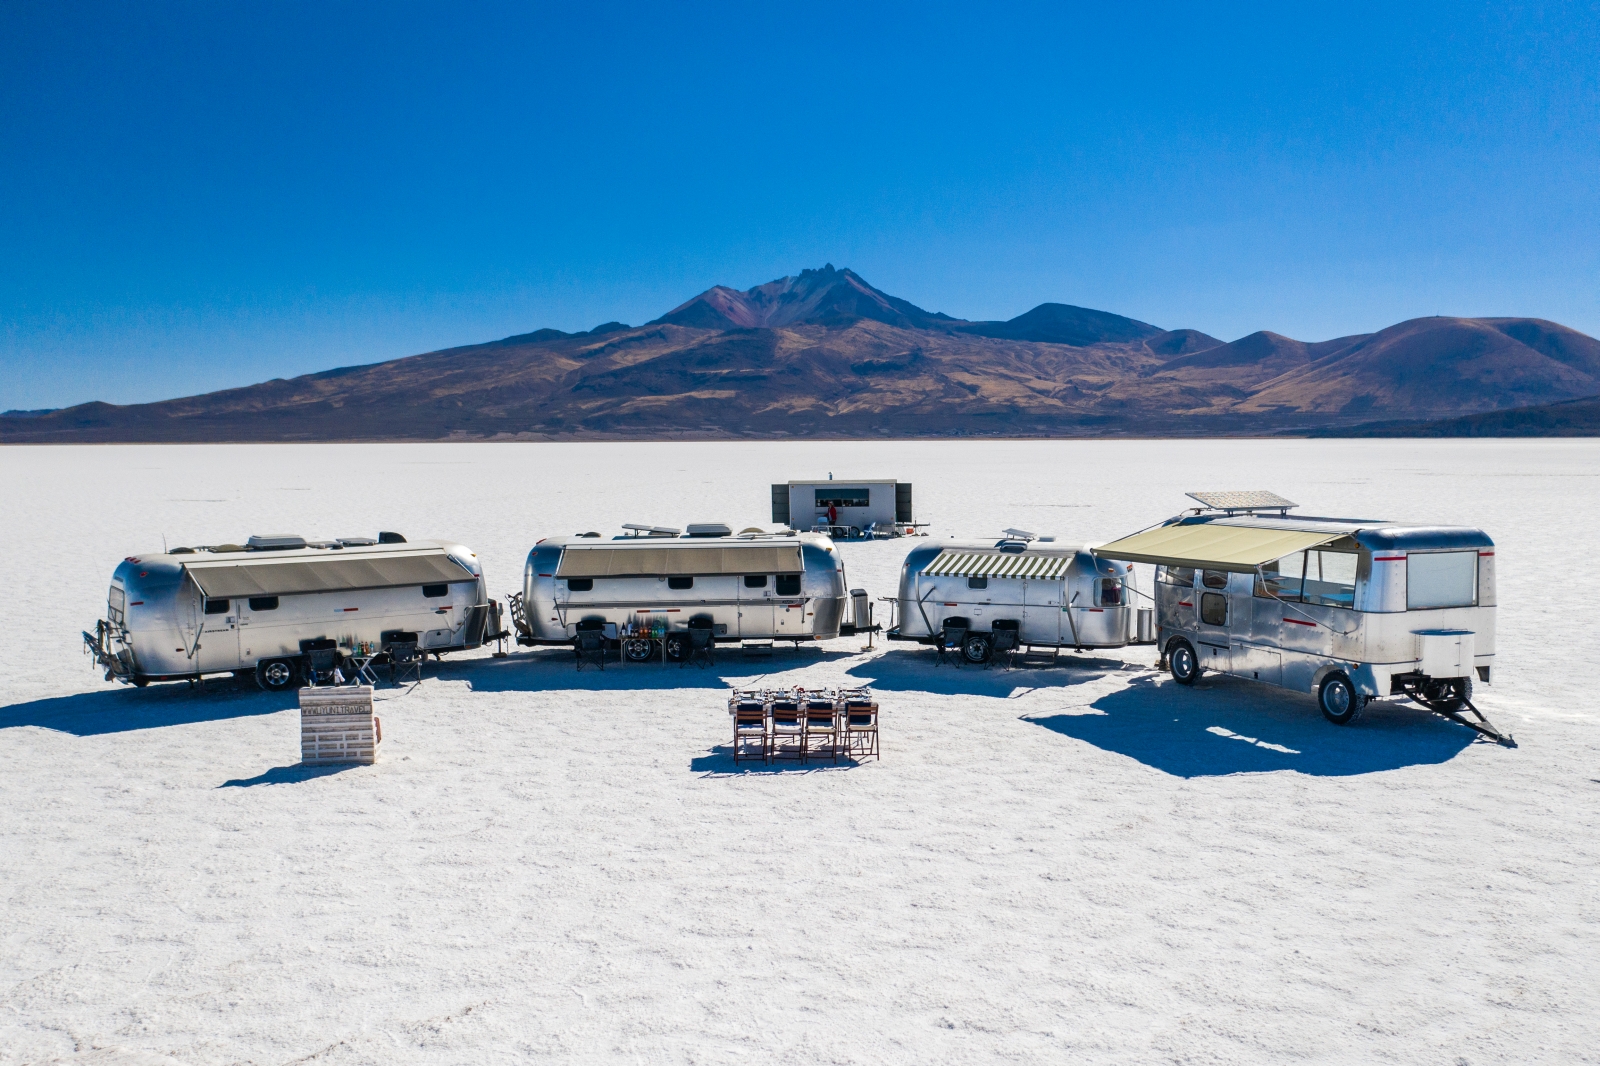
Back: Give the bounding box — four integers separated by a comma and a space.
5, 267, 1598, 442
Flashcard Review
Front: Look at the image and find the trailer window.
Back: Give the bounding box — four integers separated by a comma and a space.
204, 599, 230, 615
422, 584, 448, 598
1407, 551, 1477, 609
1157, 566, 1195, 587
1255, 553, 1305, 599
775, 574, 802, 596
1099, 578, 1123, 606
1200, 592, 1227, 625
667, 576, 694, 590
743, 575, 767, 588
248, 597, 279, 611
1302, 551, 1357, 608
108, 586, 126, 625
814, 488, 869, 508
967, 576, 988, 590
1201, 570, 1229, 589
565, 578, 594, 593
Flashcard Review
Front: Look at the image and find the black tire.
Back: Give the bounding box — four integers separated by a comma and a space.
256, 658, 299, 692
1168, 638, 1200, 685
132, 675, 150, 688
962, 633, 992, 664
663, 634, 688, 662
623, 638, 657, 663
1319, 672, 1365, 725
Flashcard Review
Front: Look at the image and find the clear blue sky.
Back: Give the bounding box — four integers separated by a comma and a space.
4, 2, 1598, 410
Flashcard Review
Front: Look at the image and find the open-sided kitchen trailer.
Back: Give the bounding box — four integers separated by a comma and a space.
1092, 492, 1511, 743
84, 533, 499, 691
510, 523, 860, 661
885, 530, 1142, 664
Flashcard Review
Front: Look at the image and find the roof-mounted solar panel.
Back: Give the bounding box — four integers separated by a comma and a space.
621, 523, 682, 537
1185, 490, 1298, 514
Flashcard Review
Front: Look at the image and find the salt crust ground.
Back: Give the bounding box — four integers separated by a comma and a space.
1, 440, 1596, 1066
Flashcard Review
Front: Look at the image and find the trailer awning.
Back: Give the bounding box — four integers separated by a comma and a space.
556, 544, 803, 578
921, 550, 1073, 580
1092, 523, 1342, 572
183, 550, 473, 598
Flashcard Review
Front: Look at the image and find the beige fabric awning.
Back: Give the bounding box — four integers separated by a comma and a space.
184, 551, 473, 598
922, 550, 1073, 579
556, 543, 804, 578
1092, 523, 1342, 573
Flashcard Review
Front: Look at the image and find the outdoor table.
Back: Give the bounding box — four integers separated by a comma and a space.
339, 645, 382, 686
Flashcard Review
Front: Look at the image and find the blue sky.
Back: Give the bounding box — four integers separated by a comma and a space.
3, 2, 1598, 410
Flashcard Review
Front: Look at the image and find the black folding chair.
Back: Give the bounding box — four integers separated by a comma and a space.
684, 616, 715, 669
300, 637, 340, 686
935, 623, 968, 667
574, 619, 608, 671
988, 621, 1020, 670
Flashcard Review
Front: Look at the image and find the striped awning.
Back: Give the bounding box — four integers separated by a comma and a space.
921, 550, 1073, 580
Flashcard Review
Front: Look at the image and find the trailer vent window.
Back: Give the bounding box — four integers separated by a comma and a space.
1302, 550, 1357, 608
1200, 592, 1227, 626
743, 575, 767, 588
667, 576, 694, 590
1157, 566, 1195, 587
1201, 570, 1229, 589
1099, 579, 1123, 606
204, 599, 230, 615
775, 574, 802, 596
1407, 551, 1477, 609
566, 578, 594, 592
248, 597, 279, 611
422, 584, 448, 598
967, 576, 988, 590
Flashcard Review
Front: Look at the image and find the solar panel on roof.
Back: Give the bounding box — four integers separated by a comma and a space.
1185, 490, 1298, 513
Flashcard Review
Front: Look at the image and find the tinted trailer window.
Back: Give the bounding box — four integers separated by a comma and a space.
1408, 551, 1477, 609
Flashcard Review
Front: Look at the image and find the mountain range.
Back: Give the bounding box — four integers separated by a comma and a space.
5, 264, 1598, 442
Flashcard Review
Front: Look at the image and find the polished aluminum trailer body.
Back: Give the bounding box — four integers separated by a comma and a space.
887, 537, 1138, 660
1095, 502, 1499, 729
89, 537, 490, 688
517, 530, 851, 649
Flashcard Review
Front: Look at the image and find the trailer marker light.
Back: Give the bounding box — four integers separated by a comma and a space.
1373, 556, 1406, 562
342, 607, 359, 612
538, 573, 552, 577
944, 602, 958, 607
129, 601, 143, 606
1479, 551, 1495, 557
1283, 617, 1317, 627
1178, 601, 1192, 607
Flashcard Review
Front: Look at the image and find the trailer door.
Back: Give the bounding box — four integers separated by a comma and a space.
198, 597, 240, 675
1022, 578, 1061, 645
738, 574, 775, 638
1194, 570, 1233, 671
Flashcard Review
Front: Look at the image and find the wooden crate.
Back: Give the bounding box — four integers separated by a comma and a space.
299, 686, 379, 766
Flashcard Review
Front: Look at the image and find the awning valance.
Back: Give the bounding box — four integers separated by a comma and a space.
921, 550, 1073, 580
184, 551, 473, 598
556, 544, 803, 578
1092, 523, 1342, 573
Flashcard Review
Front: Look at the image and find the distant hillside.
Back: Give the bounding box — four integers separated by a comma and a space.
4, 267, 1598, 443
1318, 394, 1600, 437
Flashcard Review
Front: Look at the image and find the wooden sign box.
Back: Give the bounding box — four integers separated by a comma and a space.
299, 686, 380, 766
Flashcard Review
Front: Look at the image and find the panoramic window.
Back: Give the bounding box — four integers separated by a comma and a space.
1200, 592, 1227, 626
667, 576, 694, 590
565, 578, 594, 593
775, 574, 802, 596
1255, 553, 1305, 600
204, 598, 230, 615
743, 574, 767, 588
422, 584, 448, 598
1099, 578, 1123, 606
1301, 551, 1358, 608
814, 488, 870, 508
967, 576, 988, 590
1407, 551, 1477, 609
1202, 570, 1229, 589
1157, 566, 1195, 587
248, 596, 279, 611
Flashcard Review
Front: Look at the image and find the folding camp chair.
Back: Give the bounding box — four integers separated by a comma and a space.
729, 689, 769, 765
839, 688, 879, 761
935, 622, 968, 667
988, 621, 1020, 670
382, 630, 421, 685
574, 626, 607, 670
802, 690, 839, 764
767, 691, 805, 763
685, 616, 715, 669
300, 637, 340, 687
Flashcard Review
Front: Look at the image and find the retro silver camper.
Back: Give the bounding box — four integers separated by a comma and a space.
512, 524, 853, 660
886, 531, 1138, 663
1093, 492, 1510, 742
84, 533, 495, 691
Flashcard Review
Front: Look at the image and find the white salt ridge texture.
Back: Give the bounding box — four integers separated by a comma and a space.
1, 440, 1596, 1066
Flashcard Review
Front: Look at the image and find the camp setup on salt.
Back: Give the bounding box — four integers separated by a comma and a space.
885, 530, 1144, 664
84, 533, 500, 691
770, 479, 925, 539
509, 523, 863, 662
1092, 491, 1511, 743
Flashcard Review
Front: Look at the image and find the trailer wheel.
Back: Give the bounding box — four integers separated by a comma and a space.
622, 638, 657, 663
962, 633, 992, 664
255, 658, 298, 692
132, 675, 150, 688
1168, 639, 1200, 685
1318, 672, 1365, 725
663, 634, 688, 662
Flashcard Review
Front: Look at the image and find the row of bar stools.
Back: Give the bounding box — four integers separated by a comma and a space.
726, 687, 879, 766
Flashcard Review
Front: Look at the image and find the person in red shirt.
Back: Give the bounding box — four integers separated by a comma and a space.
827, 504, 838, 526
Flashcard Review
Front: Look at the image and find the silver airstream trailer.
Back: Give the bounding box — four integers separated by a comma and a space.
886, 531, 1138, 663
1093, 492, 1510, 742
512, 523, 853, 660
83, 533, 495, 691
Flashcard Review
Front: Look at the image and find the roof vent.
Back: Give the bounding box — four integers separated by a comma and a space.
1185, 490, 1297, 514
378, 531, 407, 544
685, 522, 733, 538
247, 534, 307, 551
337, 537, 378, 547
622, 523, 681, 538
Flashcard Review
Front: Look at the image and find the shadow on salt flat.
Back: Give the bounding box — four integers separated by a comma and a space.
1027, 675, 1479, 777
219, 762, 360, 787
690, 744, 864, 776
843, 648, 1121, 696
0, 684, 292, 737
438, 646, 850, 694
